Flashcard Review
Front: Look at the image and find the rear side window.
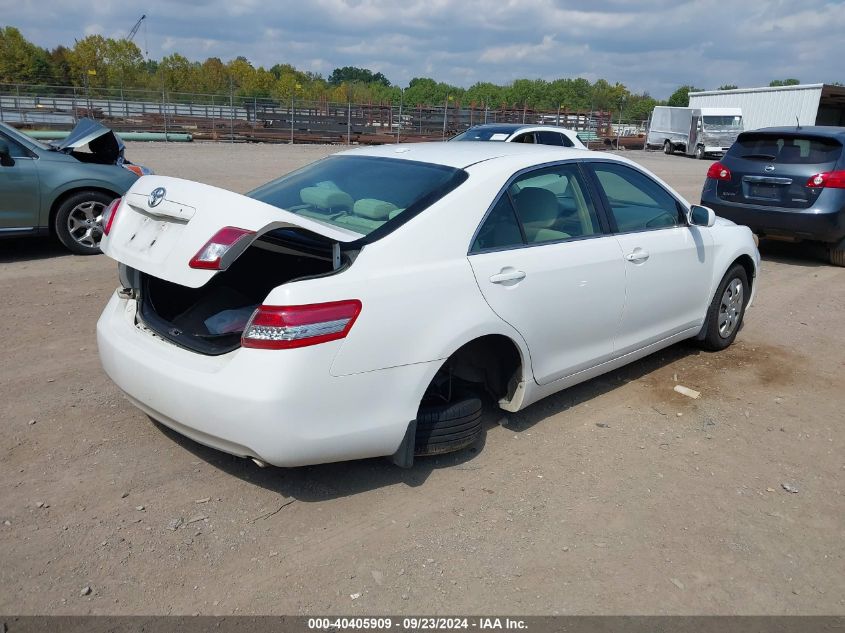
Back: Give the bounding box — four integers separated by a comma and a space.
728, 133, 843, 164
591, 163, 683, 232
471, 163, 603, 252
536, 131, 563, 146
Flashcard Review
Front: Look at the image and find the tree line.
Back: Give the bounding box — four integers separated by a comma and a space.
0, 26, 825, 120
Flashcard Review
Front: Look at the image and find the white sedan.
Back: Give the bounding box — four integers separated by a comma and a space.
97, 142, 759, 468
450, 123, 587, 149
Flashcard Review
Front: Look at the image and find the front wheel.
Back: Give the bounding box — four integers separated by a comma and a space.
54, 190, 115, 255
663, 140, 673, 155
698, 264, 749, 351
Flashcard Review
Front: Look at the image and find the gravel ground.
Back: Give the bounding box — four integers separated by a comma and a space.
0, 143, 843, 615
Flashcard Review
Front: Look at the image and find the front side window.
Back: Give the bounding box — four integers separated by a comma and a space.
248, 156, 466, 237
591, 163, 683, 232
0, 131, 32, 158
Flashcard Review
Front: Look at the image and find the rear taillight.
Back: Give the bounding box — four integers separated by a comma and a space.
806, 171, 845, 189
706, 162, 732, 181
102, 197, 121, 235
189, 227, 255, 270
242, 300, 362, 350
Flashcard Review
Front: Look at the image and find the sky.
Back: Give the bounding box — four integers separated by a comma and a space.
3, 0, 844, 99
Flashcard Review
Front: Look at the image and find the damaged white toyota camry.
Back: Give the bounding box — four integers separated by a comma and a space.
97, 142, 759, 468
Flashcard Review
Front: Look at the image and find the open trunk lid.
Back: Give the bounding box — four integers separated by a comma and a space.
101, 175, 364, 288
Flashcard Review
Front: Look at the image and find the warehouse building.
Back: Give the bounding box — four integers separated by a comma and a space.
688, 83, 845, 130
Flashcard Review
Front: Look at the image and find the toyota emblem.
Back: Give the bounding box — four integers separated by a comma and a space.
148, 187, 166, 207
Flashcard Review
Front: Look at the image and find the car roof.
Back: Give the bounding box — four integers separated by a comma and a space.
463, 123, 577, 135
743, 126, 845, 141
337, 141, 596, 169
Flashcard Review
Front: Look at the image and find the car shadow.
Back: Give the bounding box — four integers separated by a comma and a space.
758, 239, 830, 267
0, 237, 74, 263
152, 341, 701, 502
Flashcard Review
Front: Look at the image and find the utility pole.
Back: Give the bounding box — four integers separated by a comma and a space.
396, 88, 403, 143
229, 76, 235, 144
347, 101, 351, 145
441, 94, 449, 140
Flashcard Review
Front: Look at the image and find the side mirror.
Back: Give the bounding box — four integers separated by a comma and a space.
0, 140, 14, 167
689, 204, 716, 227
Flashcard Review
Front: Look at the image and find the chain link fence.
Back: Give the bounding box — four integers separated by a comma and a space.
0, 83, 648, 147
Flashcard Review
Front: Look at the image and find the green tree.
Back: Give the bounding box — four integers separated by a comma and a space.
718, 84, 738, 90
769, 78, 801, 86
328, 66, 391, 87
667, 85, 703, 107
0, 26, 53, 84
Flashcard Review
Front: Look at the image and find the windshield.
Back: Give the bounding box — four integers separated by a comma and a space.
248, 156, 466, 237
702, 116, 742, 130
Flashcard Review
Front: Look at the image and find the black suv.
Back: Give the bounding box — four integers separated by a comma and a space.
701, 126, 845, 266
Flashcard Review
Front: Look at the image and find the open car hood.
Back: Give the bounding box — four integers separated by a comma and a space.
51, 117, 125, 157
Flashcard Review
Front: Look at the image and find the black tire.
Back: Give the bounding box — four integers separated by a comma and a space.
415, 394, 483, 456
663, 140, 673, 155
698, 264, 749, 351
695, 145, 706, 160
54, 190, 115, 255
829, 238, 845, 267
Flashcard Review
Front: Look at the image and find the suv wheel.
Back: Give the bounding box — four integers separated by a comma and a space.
54, 190, 115, 255
830, 238, 845, 267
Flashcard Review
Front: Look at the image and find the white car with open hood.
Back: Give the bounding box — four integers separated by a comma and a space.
97, 142, 760, 468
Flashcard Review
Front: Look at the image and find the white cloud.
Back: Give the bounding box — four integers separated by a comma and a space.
4, 0, 844, 98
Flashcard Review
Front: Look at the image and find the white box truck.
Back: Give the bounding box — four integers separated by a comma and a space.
646, 106, 743, 159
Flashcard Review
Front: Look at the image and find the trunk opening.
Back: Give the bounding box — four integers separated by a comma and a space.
135, 228, 342, 355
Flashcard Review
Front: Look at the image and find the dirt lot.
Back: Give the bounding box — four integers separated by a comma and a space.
1, 144, 843, 615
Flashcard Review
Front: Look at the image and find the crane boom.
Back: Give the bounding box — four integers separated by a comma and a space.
127, 14, 146, 41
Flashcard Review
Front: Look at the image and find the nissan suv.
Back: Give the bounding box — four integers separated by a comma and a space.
700, 126, 845, 265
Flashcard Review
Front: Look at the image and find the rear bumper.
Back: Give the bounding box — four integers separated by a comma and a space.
96, 291, 437, 467
701, 193, 845, 244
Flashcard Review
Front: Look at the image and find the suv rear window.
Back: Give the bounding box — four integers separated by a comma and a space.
728, 133, 842, 164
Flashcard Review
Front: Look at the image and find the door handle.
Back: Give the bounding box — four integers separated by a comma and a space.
625, 249, 650, 263
489, 269, 526, 284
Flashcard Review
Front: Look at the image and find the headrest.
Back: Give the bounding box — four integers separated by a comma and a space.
300, 187, 353, 210
353, 198, 398, 220
513, 187, 558, 227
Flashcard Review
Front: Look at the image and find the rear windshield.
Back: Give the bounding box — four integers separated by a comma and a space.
451, 127, 515, 142
247, 156, 466, 237
728, 133, 843, 164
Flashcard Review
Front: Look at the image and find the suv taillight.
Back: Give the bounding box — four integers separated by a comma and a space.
102, 197, 121, 235
806, 171, 845, 189
242, 300, 362, 349
706, 162, 732, 181
189, 227, 255, 270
